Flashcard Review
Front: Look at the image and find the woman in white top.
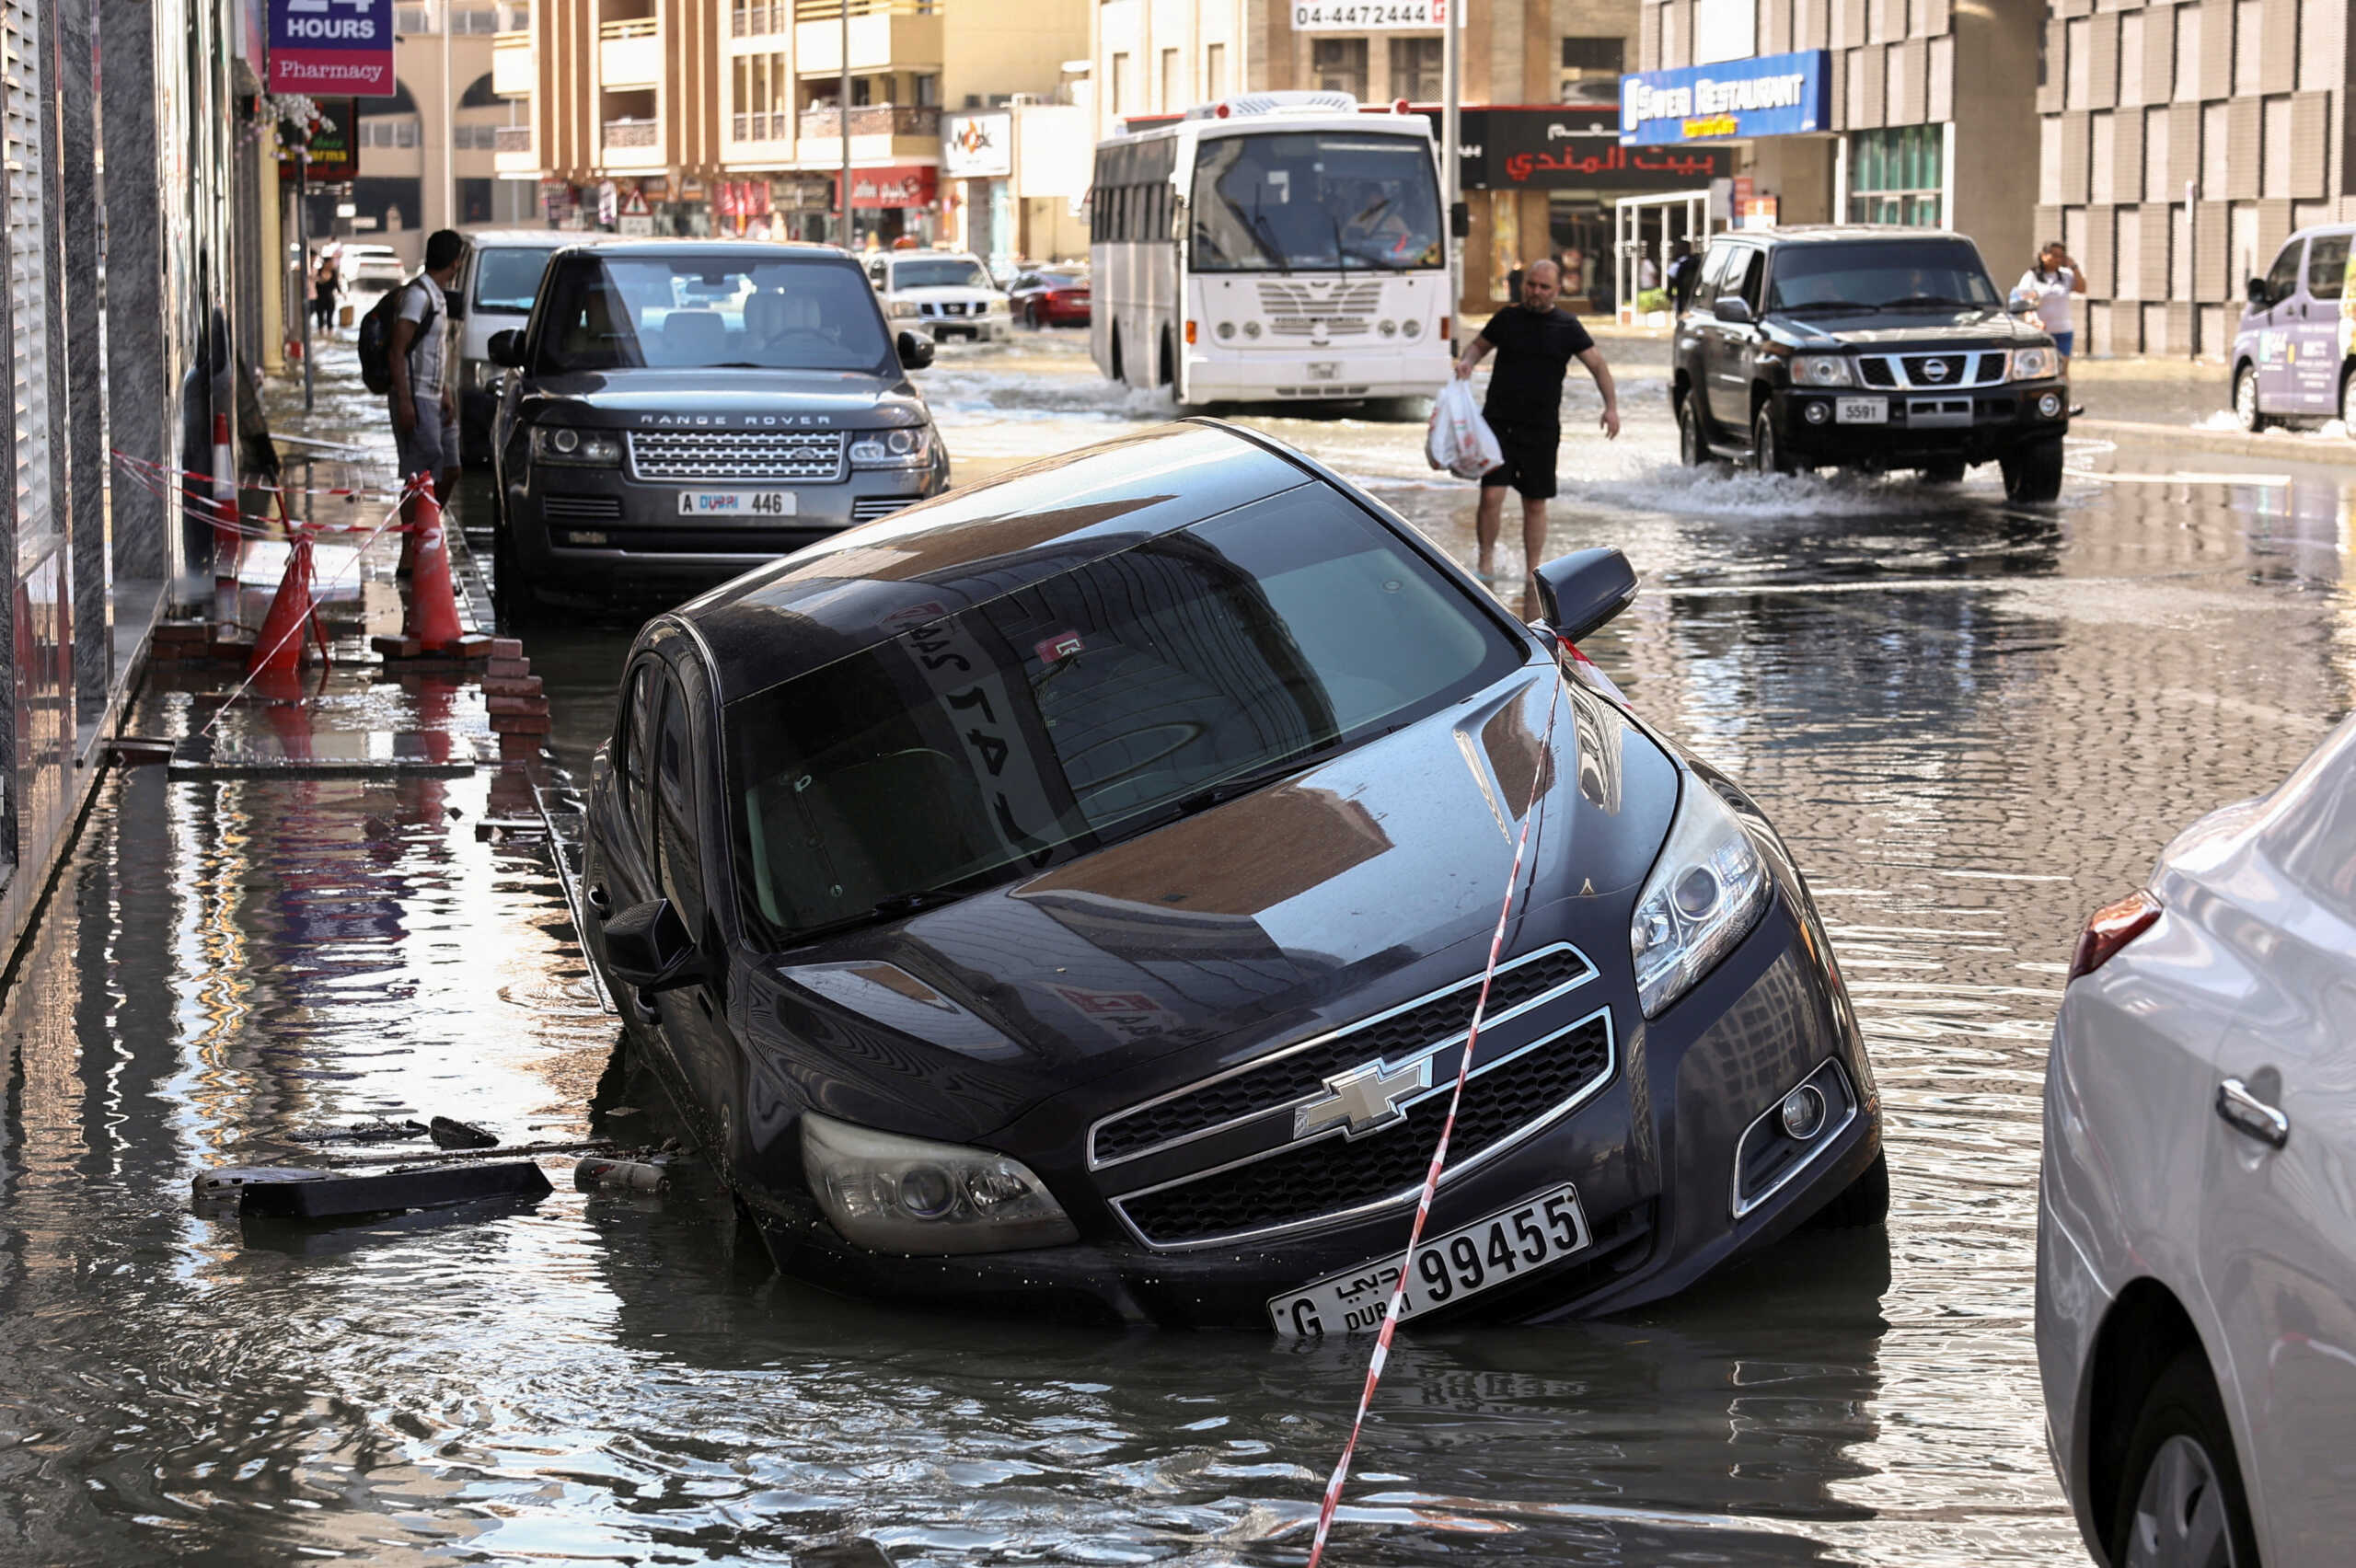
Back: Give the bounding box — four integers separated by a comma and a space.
2015, 241, 2086, 362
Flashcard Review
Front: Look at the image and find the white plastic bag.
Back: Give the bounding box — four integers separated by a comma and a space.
1426, 379, 1504, 480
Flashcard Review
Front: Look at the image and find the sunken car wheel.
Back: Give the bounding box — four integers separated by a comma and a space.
1677, 395, 1712, 467
2109, 1348, 2260, 1568
1752, 407, 1795, 475
2233, 363, 2269, 433
1805, 1148, 1889, 1229
2001, 435, 2066, 503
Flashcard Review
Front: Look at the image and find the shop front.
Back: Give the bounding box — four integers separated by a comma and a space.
943, 110, 1012, 271
842, 163, 941, 251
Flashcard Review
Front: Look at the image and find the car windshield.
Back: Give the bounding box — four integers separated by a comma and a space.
1766, 240, 2003, 313
1190, 133, 1444, 272
473, 247, 560, 313
725, 487, 1521, 949
534, 255, 892, 372
893, 258, 992, 290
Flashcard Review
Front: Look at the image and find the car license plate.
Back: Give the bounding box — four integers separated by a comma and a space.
676, 490, 796, 517
1306, 361, 1341, 382
1267, 1184, 1591, 1337
1835, 397, 1888, 424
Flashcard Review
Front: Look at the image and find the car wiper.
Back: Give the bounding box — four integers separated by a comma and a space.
1887, 296, 1981, 310
1158, 740, 1351, 822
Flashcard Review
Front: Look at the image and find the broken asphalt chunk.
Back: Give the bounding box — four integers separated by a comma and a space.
428, 1116, 501, 1149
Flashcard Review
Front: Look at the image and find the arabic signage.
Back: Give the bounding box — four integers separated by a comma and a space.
1457, 107, 1730, 190
268, 0, 395, 98
841, 164, 940, 209
1291, 0, 1456, 31
278, 97, 356, 183
943, 110, 1011, 179
1620, 50, 1829, 144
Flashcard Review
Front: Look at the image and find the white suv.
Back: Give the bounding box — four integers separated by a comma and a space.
865, 250, 1010, 342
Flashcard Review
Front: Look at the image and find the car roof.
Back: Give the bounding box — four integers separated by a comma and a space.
463, 229, 591, 248
670, 421, 1322, 703
557, 239, 851, 260
1721, 225, 1975, 246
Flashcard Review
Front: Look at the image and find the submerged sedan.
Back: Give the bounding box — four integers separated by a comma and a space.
580, 421, 1885, 1328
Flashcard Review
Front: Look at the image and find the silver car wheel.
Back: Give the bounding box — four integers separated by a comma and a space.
2342, 370, 2356, 430
2234, 366, 2259, 431
2124, 1434, 2237, 1568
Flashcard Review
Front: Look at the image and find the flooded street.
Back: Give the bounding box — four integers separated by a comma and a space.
7, 329, 2350, 1565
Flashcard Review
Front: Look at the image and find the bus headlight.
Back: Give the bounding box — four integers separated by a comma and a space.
1243, 320, 1262, 339
1402, 318, 1423, 339
1217, 321, 1236, 340
1379, 319, 1398, 338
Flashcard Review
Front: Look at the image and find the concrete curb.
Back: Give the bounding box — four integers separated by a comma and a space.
2068, 418, 2356, 467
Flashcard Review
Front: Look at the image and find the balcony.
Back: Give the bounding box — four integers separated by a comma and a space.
601, 116, 664, 169
796, 104, 939, 139
495, 125, 533, 152
600, 17, 661, 88
794, 0, 941, 77
491, 31, 535, 98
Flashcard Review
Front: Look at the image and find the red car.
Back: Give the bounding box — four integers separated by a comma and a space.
1010, 269, 1091, 328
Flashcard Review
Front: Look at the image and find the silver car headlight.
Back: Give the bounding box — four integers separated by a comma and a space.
1630, 776, 1773, 1019
802, 1112, 1078, 1255
1790, 354, 1854, 387
2010, 345, 2059, 380
848, 425, 933, 467
529, 425, 622, 466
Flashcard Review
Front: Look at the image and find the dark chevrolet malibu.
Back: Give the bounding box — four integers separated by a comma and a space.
581, 421, 1885, 1330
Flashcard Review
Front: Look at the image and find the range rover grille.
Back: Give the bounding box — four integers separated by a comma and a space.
627, 429, 847, 483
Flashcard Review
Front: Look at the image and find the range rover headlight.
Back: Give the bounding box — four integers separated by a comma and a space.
848, 425, 934, 467
802, 1112, 1078, 1255
529, 425, 622, 466
1790, 354, 1854, 387
2010, 345, 2059, 381
1630, 776, 1773, 1019
888, 300, 922, 319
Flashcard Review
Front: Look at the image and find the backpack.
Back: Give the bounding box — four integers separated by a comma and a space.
358, 277, 435, 397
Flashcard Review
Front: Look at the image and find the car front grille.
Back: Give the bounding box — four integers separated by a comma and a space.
1113, 1011, 1616, 1249
921, 301, 972, 317
627, 430, 847, 482
1855, 352, 2008, 390
1256, 280, 1384, 337
849, 495, 923, 523
1091, 945, 1599, 1167
542, 493, 623, 521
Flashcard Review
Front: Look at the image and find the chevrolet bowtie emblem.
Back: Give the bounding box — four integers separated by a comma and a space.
1295, 1056, 1433, 1140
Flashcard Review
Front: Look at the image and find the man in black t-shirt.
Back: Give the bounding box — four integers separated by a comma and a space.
1453, 259, 1620, 588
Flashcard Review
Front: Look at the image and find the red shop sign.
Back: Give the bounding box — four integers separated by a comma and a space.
840, 164, 939, 210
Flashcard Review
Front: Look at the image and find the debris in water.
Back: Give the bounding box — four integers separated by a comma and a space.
574, 1157, 669, 1193
429, 1116, 501, 1149
220, 1160, 552, 1220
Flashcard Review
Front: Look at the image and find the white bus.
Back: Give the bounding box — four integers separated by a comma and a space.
1090, 92, 1451, 413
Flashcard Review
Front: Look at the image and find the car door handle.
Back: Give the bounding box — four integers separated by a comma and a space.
2217, 1078, 2290, 1149
584, 882, 612, 919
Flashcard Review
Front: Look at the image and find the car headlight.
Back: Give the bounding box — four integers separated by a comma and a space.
1790, 354, 1854, 387
848, 425, 934, 467
889, 300, 923, 318
802, 1111, 1078, 1255
2010, 345, 2059, 380
528, 425, 622, 466
1630, 775, 1773, 1019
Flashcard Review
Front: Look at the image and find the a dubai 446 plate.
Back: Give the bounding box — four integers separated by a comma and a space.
1268, 1184, 1591, 1337
677, 490, 797, 517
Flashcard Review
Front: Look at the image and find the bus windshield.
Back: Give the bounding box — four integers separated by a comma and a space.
1190, 133, 1443, 273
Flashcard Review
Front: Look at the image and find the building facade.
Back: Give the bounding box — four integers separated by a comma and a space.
2034, 0, 2352, 359
1088, 0, 1676, 317
495, 0, 1089, 256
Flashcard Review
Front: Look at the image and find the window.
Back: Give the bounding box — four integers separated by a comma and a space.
536, 255, 893, 373
2307, 236, 2349, 302
1207, 42, 1227, 98
623, 665, 656, 847
1847, 124, 1944, 227
1765, 239, 2003, 311
1312, 38, 1369, 99
472, 245, 561, 312
1190, 132, 1443, 271
1390, 38, 1442, 101
1111, 52, 1132, 115
1161, 47, 1183, 110
914, 73, 939, 108
1731, 248, 1766, 312
1697, 241, 1738, 304
656, 673, 704, 928
1561, 37, 1624, 75
6, 0, 50, 561
2262, 240, 2305, 303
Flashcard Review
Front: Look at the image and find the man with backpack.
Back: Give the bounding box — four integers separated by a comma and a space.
361, 229, 467, 528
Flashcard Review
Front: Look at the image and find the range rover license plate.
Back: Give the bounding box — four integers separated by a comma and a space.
677, 490, 797, 517
1835, 397, 1888, 424
1306, 361, 1341, 381
1267, 1184, 1590, 1337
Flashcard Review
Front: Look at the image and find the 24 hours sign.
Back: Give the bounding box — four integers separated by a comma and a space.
1291, 1, 1456, 31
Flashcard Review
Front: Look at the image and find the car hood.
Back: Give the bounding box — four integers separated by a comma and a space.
754, 665, 1683, 1140
1770, 309, 2045, 349
519, 367, 930, 426
893, 285, 1000, 303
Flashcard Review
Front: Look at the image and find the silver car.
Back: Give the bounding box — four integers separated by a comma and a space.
2038, 713, 2356, 1567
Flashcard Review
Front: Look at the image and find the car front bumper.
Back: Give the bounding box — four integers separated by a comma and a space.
1182, 348, 1453, 405
733, 882, 1880, 1329
1774, 378, 2071, 465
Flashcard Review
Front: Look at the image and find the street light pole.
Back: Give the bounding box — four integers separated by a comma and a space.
838, 0, 852, 249
297, 142, 315, 413
1441, 0, 1460, 352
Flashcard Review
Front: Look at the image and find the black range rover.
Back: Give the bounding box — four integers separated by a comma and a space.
489, 242, 950, 612
1670, 227, 2071, 502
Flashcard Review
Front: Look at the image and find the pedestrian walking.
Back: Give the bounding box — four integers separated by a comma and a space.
387, 229, 466, 535
310, 249, 341, 333
1453, 258, 1621, 594
2015, 240, 2085, 363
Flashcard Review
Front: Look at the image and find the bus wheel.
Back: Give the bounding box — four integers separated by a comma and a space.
1366, 396, 1429, 423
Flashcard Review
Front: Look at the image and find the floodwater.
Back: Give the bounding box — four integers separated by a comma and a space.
6, 330, 2350, 1565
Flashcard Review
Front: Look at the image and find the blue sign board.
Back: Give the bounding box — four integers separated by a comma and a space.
269, 0, 396, 98
1619, 51, 1830, 145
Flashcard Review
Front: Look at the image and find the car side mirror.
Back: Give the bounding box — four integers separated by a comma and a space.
603, 898, 704, 993
2246, 276, 2269, 307
1531, 548, 1639, 645
489, 329, 525, 368
1713, 295, 1753, 326
897, 329, 935, 370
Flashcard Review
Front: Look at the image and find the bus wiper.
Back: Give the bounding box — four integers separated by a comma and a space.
1246, 194, 1291, 275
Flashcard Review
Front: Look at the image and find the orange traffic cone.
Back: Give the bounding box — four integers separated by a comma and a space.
403, 480, 467, 653
248, 527, 325, 674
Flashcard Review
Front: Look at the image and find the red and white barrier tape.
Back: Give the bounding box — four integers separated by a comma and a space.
1303, 656, 1568, 1568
